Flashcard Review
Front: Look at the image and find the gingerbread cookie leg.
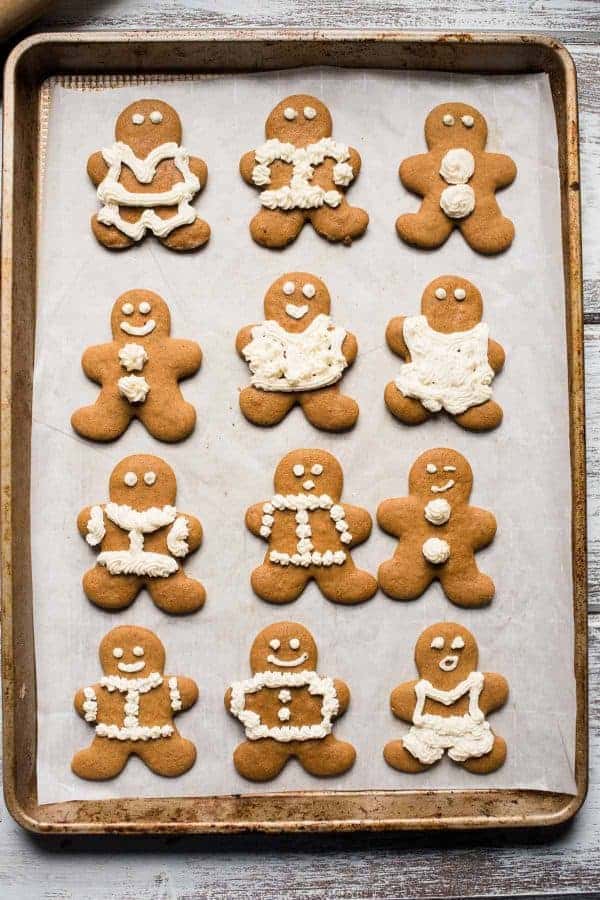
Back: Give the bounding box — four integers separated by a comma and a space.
159, 217, 211, 252
239, 386, 296, 427
315, 561, 378, 605
395, 195, 454, 250
233, 739, 290, 781
459, 195, 515, 255
298, 385, 359, 432
71, 737, 130, 780
250, 208, 305, 249
83, 566, 142, 611
438, 557, 495, 608
460, 734, 507, 774
296, 734, 356, 776
309, 198, 369, 244
383, 739, 430, 774
138, 385, 197, 443
453, 399, 503, 432
384, 382, 432, 425
250, 562, 309, 604
378, 553, 435, 601
146, 569, 206, 615
139, 733, 197, 776
71, 393, 133, 442
91, 215, 136, 250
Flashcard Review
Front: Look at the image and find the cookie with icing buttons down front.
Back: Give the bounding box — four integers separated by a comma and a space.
240, 94, 369, 247
71, 290, 202, 443
396, 103, 517, 254
72, 626, 198, 780
246, 449, 377, 605
88, 99, 210, 251
225, 622, 355, 781
384, 622, 508, 775
385, 275, 505, 431
78, 454, 206, 615
236, 273, 359, 431
377, 448, 496, 607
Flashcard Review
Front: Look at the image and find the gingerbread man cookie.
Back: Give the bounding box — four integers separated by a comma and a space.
88, 99, 210, 251
377, 448, 496, 607
384, 622, 508, 775
78, 454, 205, 615
225, 622, 355, 781
246, 449, 377, 605
236, 273, 359, 432
385, 275, 505, 431
396, 103, 517, 254
71, 290, 202, 443
72, 626, 198, 780
240, 94, 368, 247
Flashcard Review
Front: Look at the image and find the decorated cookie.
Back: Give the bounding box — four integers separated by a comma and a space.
71, 290, 202, 443
225, 622, 355, 781
396, 103, 517, 254
88, 99, 210, 251
384, 622, 508, 774
246, 449, 377, 605
236, 273, 359, 431
72, 626, 198, 780
385, 275, 505, 431
377, 448, 496, 607
78, 454, 205, 615
239, 94, 369, 247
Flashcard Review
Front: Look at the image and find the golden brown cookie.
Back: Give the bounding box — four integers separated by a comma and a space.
78, 454, 206, 615
396, 102, 517, 254
384, 622, 508, 774
240, 94, 369, 247
385, 275, 505, 431
71, 289, 202, 443
377, 448, 496, 607
88, 98, 210, 251
72, 625, 198, 780
236, 272, 359, 432
246, 449, 377, 605
225, 621, 355, 781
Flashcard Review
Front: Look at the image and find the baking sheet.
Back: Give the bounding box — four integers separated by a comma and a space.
32, 67, 576, 803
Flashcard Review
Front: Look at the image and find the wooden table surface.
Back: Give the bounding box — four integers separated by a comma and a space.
0, 2, 598, 897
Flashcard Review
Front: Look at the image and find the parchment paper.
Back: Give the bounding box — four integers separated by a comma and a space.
32, 68, 576, 803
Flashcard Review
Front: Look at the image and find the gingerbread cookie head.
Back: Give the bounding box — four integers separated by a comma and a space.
99, 625, 166, 678
408, 448, 473, 506
108, 454, 177, 508
265, 94, 332, 146
114, 99, 182, 156
250, 622, 318, 673
263, 273, 331, 333
424, 102, 487, 153
415, 622, 478, 688
420, 275, 483, 334
110, 289, 171, 342
273, 449, 343, 500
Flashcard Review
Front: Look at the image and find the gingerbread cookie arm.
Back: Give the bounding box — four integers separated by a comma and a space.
188, 156, 208, 187
235, 324, 257, 356
385, 316, 409, 360
347, 147, 362, 178
77, 505, 100, 539
390, 679, 419, 723
399, 152, 434, 196
341, 331, 358, 366
333, 678, 351, 716
171, 675, 198, 711
169, 338, 203, 379
377, 497, 417, 537
73, 686, 88, 718
245, 502, 267, 537
240, 150, 257, 185
486, 152, 517, 190
479, 672, 509, 715
81, 341, 114, 383
342, 504, 373, 545
224, 685, 233, 712
487, 338, 506, 374
87, 150, 109, 186
468, 507, 497, 550
180, 513, 203, 553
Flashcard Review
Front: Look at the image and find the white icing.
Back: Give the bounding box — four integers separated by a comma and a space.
118, 374, 150, 404
278, 707, 291, 721
243, 314, 347, 392
86, 505, 106, 546
144, 471, 156, 486
166, 516, 190, 557
133, 646, 144, 656
443, 466, 457, 472
118, 660, 145, 673
454, 288, 466, 301
118, 342, 148, 372
269, 639, 280, 650
82, 686, 98, 722
97, 141, 201, 240
451, 636, 465, 650
402, 672, 494, 764
120, 319, 156, 337
251, 137, 353, 210
289, 638, 300, 650
229, 670, 339, 741
168, 676, 182, 711
112, 647, 124, 659
424, 498, 451, 526
422, 537, 451, 564
284, 107, 297, 121
435, 288, 447, 300
132, 113, 144, 125
267, 652, 309, 668
442, 114, 454, 126
426, 463, 437, 474
431, 480, 455, 494
430, 636, 444, 650
278, 689, 292, 702
439, 148, 475, 185
440, 183, 476, 219
122, 302, 134, 315
311, 464, 323, 476
149, 110, 163, 124
293, 464, 305, 477
302, 479, 315, 491
395, 315, 494, 415
439, 654, 459, 672
96, 503, 186, 578
302, 283, 316, 299
261, 492, 352, 568
286, 303, 308, 320
139, 301, 151, 314
124, 472, 137, 487
303, 106, 317, 120
461, 115, 474, 127
283, 281, 295, 295
94, 672, 176, 742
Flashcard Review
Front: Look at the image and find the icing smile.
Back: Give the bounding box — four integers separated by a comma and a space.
439, 654, 459, 672
120, 319, 156, 337
286, 303, 309, 320
431, 479, 455, 493
117, 660, 146, 673
267, 652, 309, 668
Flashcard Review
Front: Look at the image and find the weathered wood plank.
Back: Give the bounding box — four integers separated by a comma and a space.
585, 325, 600, 607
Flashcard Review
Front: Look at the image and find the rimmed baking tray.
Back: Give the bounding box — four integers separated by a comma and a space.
1, 29, 587, 834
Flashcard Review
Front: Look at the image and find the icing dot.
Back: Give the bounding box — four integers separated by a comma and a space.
283, 107, 297, 121
149, 110, 163, 124
302, 283, 316, 299
311, 463, 323, 476
112, 647, 124, 658
123, 471, 138, 487
133, 645, 144, 657
144, 471, 156, 486
442, 113, 454, 126
461, 114, 474, 127
430, 636, 444, 650
454, 288, 466, 301
426, 463, 437, 474
278, 707, 291, 721
434, 287, 447, 300
303, 479, 315, 491
293, 464, 305, 477
289, 638, 300, 650
269, 638, 281, 650
121, 303, 134, 315
139, 301, 151, 314
451, 635, 465, 650
303, 106, 317, 120
283, 281, 295, 295
131, 113, 144, 125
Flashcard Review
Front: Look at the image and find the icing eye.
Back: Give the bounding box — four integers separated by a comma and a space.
443, 466, 457, 473
131, 113, 145, 125
451, 636, 465, 650
121, 303, 134, 315
133, 645, 145, 657
430, 636, 445, 650
434, 288, 447, 300
454, 288, 466, 301
283, 107, 297, 121
289, 638, 300, 650
112, 647, 124, 659
123, 471, 138, 487
302, 283, 316, 299
426, 463, 437, 474
442, 114, 455, 126
303, 479, 315, 491
311, 464, 323, 476
144, 471, 156, 486
149, 110, 163, 124
461, 115, 474, 127
282, 281, 295, 296
139, 301, 151, 314
269, 638, 281, 650
293, 464, 305, 477
303, 106, 317, 120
